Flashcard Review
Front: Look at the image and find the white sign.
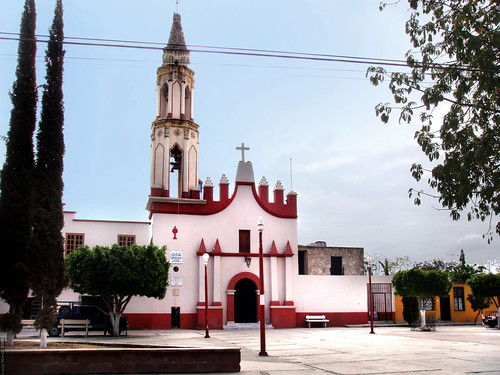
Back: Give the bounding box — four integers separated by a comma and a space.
260, 294, 265, 306
170, 275, 182, 287
170, 251, 182, 264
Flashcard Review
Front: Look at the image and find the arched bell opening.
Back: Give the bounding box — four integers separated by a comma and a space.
170, 144, 183, 198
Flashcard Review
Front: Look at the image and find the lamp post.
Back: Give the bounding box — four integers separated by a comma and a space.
202, 252, 210, 338
257, 216, 268, 356
366, 256, 375, 334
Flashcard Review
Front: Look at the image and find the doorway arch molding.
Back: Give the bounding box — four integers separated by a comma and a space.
226, 272, 260, 324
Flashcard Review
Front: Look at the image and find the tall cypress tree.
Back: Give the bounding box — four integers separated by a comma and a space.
0, 0, 37, 346
28, 0, 66, 347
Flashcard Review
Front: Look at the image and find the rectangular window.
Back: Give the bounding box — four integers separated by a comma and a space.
453, 287, 465, 311
239, 230, 250, 254
298, 250, 307, 275
330, 256, 343, 275
118, 235, 136, 247
65, 233, 84, 256
421, 298, 435, 311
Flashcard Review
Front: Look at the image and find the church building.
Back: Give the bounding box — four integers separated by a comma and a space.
1, 13, 394, 329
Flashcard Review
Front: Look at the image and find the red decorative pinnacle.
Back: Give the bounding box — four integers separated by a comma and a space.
269, 240, 278, 255
172, 226, 178, 240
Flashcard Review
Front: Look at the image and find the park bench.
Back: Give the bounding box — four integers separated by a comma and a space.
305, 315, 329, 328
21, 319, 36, 330
60, 318, 91, 337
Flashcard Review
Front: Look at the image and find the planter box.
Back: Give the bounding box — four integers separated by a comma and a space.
5, 347, 241, 374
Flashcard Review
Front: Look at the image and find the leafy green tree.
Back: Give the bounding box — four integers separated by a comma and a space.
392, 268, 452, 329
402, 296, 419, 326
27, 0, 67, 347
467, 273, 500, 328
65, 244, 170, 336
367, 0, 500, 240
450, 250, 485, 283
0, 0, 37, 346
466, 293, 492, 324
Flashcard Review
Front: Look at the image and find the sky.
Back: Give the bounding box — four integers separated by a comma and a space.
0, 0, 498, 269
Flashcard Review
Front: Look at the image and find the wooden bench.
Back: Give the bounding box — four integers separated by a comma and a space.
305, 315, 329, 328
21, 319, 36, 330
60, 319, 91, 337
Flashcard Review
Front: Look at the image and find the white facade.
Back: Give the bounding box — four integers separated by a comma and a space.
0, 13, 395, 329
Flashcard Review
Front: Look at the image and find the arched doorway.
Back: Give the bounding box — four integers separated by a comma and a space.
234, 278, 257, 323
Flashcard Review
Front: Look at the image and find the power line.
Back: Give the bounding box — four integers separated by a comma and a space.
0, 32, 498, 74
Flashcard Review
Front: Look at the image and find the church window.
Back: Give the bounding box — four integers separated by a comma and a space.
65, 233, 84, 256
118, 235, 136, 247
453, 287, 465, 311
239, 230, 250, 254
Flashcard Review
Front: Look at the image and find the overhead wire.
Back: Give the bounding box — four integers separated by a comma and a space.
0, 32, 498, 74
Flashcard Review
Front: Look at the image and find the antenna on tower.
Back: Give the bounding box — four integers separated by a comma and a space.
290, 157, 293, 191
176, 0, 179, 12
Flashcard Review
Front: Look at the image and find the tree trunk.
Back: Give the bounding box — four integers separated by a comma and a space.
110, 314, 121, 336
6, 330, 14, 346
40, 328, 47, 348
420, 309, 426, 330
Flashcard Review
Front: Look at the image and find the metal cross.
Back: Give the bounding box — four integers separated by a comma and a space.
236, 142, 250, 162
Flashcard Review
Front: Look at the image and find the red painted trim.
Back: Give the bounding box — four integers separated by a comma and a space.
196, 305, 224, 329
258, 184, 269, 202
227, 272, 260, 325
227, 272, 259, 290
180, 313, 198, 329
269, 241, 278, 255
213, 239, 222, 253
203, 185, 213, 202
241, 182, 297, 218
270, 304, 296, 328
284, 241, 294, 255
148, 181, 297, 219
196, 239, 207, 255
125, 313, 170, 329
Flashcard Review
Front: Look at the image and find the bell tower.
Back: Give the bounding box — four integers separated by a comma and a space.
150, 13, 199, 198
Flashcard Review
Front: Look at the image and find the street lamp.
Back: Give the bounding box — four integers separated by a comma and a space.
202, 252, 210, 338
366, 256, 375, 334
257, 216, 268, 356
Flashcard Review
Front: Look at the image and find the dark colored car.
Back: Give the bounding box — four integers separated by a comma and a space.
48, 303, 128, 337
483, 313, 498, 328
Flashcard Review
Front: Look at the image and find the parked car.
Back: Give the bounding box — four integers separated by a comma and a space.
48, 303, 128, 336
483, 313, 498, 328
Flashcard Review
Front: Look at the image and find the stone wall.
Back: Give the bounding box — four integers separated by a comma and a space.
298, 243, 364, 275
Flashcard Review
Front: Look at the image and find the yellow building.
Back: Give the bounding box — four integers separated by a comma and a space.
395, 283, 497, 324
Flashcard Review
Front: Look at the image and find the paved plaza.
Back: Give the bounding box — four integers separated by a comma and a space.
6, 325, 500, 374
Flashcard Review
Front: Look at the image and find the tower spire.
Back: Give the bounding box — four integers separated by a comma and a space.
151, 13, 199, 200
163, 13, 189, 65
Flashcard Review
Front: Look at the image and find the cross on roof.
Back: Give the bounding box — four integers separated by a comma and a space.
236, 142, 250, 162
